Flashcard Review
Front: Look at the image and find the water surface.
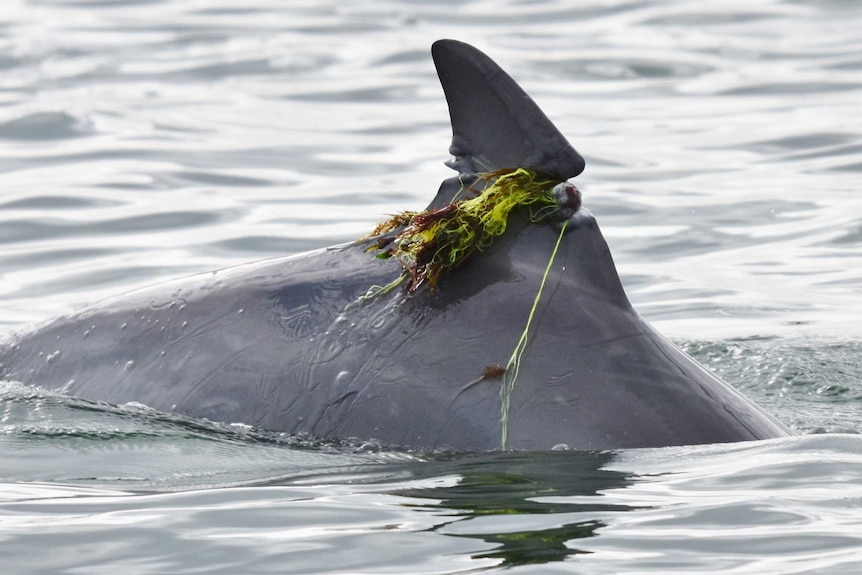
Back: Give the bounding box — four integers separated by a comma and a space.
2, 0, 862, 573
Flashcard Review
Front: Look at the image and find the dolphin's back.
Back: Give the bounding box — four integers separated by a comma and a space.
0, 40, 791, 450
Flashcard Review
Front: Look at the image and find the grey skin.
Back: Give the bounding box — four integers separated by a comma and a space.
0, 40, 790, 451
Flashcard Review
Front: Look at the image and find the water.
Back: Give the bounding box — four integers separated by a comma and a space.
1, 0, 862, 572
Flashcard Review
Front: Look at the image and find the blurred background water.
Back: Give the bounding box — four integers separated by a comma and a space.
1, 0, 862, 573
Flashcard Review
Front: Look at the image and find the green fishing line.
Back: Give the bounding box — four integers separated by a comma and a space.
500, 219, 568, 451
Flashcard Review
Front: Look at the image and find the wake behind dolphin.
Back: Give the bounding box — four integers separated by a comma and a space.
0, 40, 790, 451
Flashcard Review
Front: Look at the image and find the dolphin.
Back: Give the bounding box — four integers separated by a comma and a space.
0, 40, 790, 451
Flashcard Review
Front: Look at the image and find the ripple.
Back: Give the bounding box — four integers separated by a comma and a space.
0, 194, 117, 210
535, 56, 715, 81
0, 112, 93, 141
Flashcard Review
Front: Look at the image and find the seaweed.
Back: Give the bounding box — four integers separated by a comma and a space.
361, 168, 564, 298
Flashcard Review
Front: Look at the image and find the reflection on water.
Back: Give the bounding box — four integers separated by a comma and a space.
394, 451, 637, 565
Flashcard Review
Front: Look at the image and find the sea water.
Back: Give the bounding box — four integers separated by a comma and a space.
1, 1, 862, 573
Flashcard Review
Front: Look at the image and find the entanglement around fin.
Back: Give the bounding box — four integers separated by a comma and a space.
359, 167, 580, 299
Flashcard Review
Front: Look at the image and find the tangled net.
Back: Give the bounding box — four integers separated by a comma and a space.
361, 168, 563, 298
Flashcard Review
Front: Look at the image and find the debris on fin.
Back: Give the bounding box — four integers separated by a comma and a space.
361, 168, 568, 298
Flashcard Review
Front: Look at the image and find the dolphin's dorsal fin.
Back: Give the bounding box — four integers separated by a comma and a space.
432, 39, 585, 186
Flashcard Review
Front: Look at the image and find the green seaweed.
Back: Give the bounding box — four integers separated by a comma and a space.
361, 168, 562, 297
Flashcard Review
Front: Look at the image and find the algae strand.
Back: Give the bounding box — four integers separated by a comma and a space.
500, 219, 569, 450
361, 168, 562, 297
